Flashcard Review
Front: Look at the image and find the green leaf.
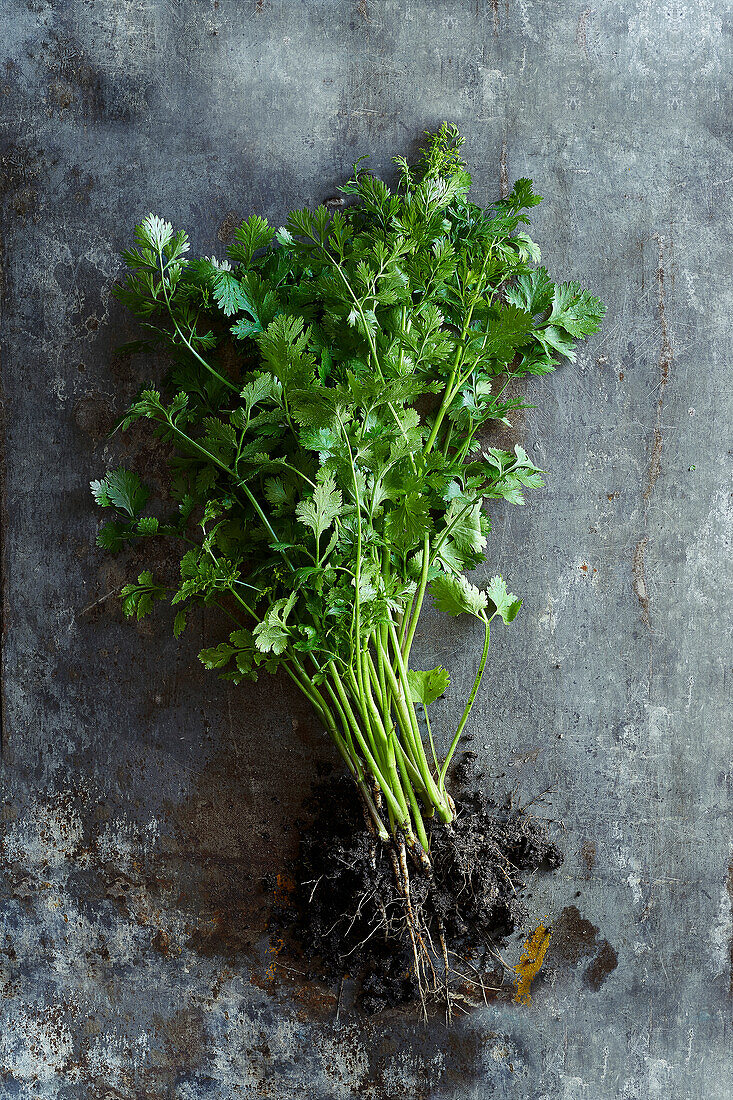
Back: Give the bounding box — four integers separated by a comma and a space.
504, 177, 543, 212
257, 314, 315, 385
91, 469, 149, 518
295, 474, 343, 543
173, 610, 187, 638
253, 620, 288, 655
539, 324, 578, 362
199, 643, 236, 669
226, 214, 277, 266
120, 571, 166, 620
240, 371, 281, 410
549, 282, 606, 337
95, 521, 131, 552
212, 270, 247, 317
486, 574, 522, 623
231, 317, 263, 341
384, 493, 431, 555
136, 516, 159, 536
264, 476, 290, 508
253, 594, 297, 655
506, 266, 555, 315
471, 302, 533, 365
407, 666, 451, 706
444, 496, 486, 555
135, 213, 175, 252
429, 573, 488, 618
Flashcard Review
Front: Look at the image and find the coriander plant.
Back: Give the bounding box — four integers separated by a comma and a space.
92, 125, 603, 911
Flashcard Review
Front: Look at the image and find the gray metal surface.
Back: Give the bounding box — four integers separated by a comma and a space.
1, 1, 731, 1096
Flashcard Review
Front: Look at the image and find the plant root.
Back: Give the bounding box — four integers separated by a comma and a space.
275, 771, 563, 1016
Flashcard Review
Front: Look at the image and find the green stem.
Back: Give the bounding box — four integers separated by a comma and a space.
157, 249, 240, 394
382, 624, 450, 820
401, 531, 430, 662
395, 744, 430, 851
439, 613, 491, 789
160, 415, 295, 575
421, 249, 492, 460
328, 664, 407, 824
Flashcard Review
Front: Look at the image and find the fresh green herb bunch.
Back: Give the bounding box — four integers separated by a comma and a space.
92, 125, 604, 863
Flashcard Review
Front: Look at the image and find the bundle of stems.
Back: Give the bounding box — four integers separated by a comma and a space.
92, 125, 604, 873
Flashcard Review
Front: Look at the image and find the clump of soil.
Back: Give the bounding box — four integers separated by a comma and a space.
271, 763, 562, 1015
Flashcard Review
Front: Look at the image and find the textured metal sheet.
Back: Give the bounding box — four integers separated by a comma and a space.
1, 1, 731, 1096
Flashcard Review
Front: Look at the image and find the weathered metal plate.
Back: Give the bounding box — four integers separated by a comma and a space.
1, 1, 731, 1096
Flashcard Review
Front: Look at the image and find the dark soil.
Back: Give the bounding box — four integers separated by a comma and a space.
270, 761, 563, 1016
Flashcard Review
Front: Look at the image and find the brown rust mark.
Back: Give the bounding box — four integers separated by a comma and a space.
576, 9, 592, 55
513, 921, 551, 1004
264, 933, 285, 980
273, 871, 295, 906
581, 841, 596, 879
633, 535, 651, 627
73, 391, 117, 441
550, 905, 600, 965
547, 905, 618, 990
0, 141, 41, 220
216, 211, 240, 243
643, 235, 673, 503
726, 857, 733, 994
500, 138, 509, 198
585, 939, 619, 991
152, 928, 171, 955
491, 0, 509, 37
153, 1007, 207, 1081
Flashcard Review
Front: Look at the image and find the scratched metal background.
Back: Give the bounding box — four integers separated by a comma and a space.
1, 1, 731, 1097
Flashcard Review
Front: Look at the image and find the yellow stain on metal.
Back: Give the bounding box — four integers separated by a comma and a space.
513, 921, 552, 1004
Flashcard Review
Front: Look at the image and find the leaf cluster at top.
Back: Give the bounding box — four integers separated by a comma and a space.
94, 124, 604, 679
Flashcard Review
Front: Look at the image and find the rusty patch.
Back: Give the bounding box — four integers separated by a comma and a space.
581, 841, 596, 879
47, 78, 75, 114
576, 9, 592, 56
643, 235, 673, 503
154, 1007, 207, 1080
216, 211, 240, 242
500, 138, 509, 198
151, 928, 171, 955
584, 939, 619, 992
726, 857, 733, 995
633, 535, 651, 627
513, 922, 551, 1004
547, 905, 618, 990
73, 391, 117, 441
550, 905, 600, 965
0, 140, 42, 220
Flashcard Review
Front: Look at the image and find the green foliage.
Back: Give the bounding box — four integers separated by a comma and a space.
295, 474, 343, 545
429, 573, 488, 618
407, 666, 451, 707
91, 468, 149, 517
93, 126, 604, 848
485, 575, 522, 624
120, 571, 166, 620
